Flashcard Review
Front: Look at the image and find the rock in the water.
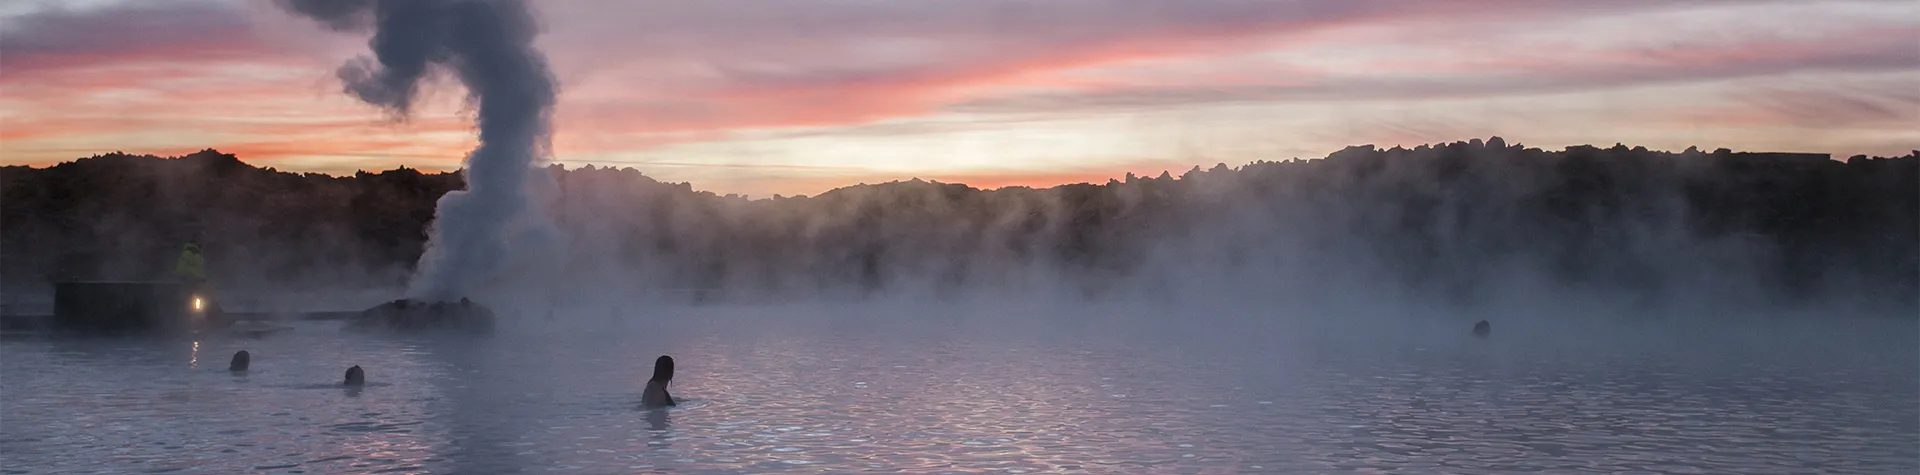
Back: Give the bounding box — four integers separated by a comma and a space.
1473, 320, 1491, 337
350, 298, 496, 334
227, 321, 291, 338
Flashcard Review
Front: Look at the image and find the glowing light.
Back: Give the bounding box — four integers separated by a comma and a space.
190, 341, 199, 369
193, 296, 203, 311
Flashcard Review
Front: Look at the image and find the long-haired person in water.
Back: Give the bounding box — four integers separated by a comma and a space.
642, 355, 676, 408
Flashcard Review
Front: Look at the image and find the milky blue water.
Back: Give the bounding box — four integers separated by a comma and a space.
2, 304, 1915, 474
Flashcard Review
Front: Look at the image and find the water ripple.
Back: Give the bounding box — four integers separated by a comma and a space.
2, 316, 1915, 474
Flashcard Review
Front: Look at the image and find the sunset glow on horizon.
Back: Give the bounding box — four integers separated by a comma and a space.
3, 0, 1915, 196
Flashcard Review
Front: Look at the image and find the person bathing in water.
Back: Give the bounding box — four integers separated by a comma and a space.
344, 365, 365, 386
229, 350, 250, 372
642, 355, 676, 408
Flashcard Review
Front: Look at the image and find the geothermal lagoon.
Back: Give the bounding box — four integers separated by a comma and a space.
4, 0, 1917, 472
2, 302, 1913, 474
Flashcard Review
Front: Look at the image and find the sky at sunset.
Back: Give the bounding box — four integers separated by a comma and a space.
2, 0, 1915, 196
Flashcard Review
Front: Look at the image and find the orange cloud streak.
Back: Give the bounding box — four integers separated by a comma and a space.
555, 12, 1381, 140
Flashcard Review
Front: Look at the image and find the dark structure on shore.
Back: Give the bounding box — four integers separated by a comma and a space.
51, 281, 229, 335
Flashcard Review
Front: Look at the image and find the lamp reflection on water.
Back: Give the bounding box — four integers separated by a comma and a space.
189, 341, 199, 369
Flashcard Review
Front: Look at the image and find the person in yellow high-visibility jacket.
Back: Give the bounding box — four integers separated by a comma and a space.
176, 243, 207, 284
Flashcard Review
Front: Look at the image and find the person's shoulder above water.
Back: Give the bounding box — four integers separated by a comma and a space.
642, 380, 674, 408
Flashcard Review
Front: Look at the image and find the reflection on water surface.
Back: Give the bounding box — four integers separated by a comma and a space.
2, 308, 1914, 473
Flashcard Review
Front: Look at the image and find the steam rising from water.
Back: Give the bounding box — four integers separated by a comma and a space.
257, 1, 1911, 320
282, 0, 559, 302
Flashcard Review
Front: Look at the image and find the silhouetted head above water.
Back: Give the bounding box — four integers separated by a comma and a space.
642, 355, 678, 408
229, 350, 250, 372
345, 365, 365, 386
651, 356, 675, 384
1473, 320, 1492, 337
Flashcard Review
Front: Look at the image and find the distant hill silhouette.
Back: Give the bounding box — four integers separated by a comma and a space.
3, 140, 1914, 311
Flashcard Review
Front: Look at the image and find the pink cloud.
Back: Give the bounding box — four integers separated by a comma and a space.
953, 25, 1920, 113
0, 2, 270, 76
1656, 76, 1920, 129
540, 0, 1748, 135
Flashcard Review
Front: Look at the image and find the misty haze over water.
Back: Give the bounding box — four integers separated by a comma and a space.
6, 143, 1914, 316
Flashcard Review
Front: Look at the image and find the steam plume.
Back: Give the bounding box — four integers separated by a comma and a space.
281, 0, 559, 301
